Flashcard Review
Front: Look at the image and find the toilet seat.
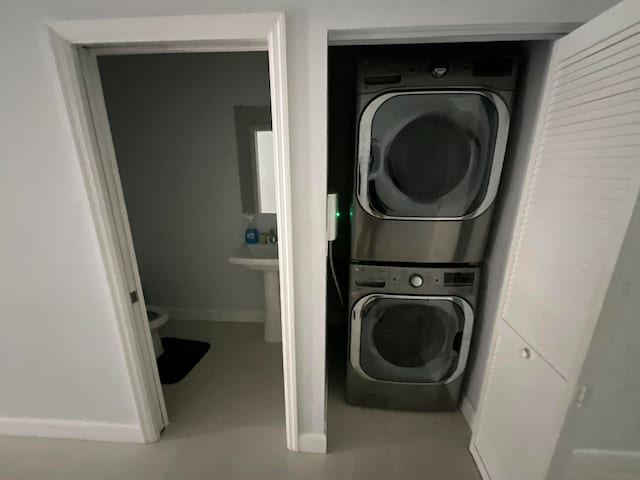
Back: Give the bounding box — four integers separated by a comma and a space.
147, 305, 169, 330
146, 305, 169, 359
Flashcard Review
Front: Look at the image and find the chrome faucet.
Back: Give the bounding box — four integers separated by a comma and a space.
266, 228, 278, 245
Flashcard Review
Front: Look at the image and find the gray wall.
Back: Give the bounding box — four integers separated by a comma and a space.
99, 52, 272, 313
547, 192, 640, 479
566, 192, 640, 452
464, 41, 553, 410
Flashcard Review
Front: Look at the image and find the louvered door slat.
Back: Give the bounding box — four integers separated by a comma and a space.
545, 110, 640, 136
555, 40, 640, 87
556, 17, 640, 71
550, 66, 640, 107
544, 136, 640, 153
549, 95, 640, 125
544, 125, 640, 145
548, 76, 640, 111
503, 11, 640, 379
542, 147, 638, 159
553, 60, 640, 98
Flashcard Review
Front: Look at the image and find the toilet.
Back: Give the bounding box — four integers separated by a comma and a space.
146, 305, 169, 358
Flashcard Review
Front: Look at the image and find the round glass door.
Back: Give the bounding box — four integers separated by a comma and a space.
356, 296, 470, 383
359, 91, 504, 218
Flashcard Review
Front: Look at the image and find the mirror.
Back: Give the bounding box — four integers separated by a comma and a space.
235, 105, 276, 214
253, 130, 276, 213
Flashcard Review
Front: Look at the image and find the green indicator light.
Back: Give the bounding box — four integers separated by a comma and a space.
349, 209, 353, 217
336, 211, 341, 218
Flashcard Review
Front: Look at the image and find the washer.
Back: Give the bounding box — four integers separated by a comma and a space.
351, 50, 517, 263
347, 264, 479, 410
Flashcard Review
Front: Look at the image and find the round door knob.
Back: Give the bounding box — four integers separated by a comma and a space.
521, 348, 531, 359
409, 274, 423, 288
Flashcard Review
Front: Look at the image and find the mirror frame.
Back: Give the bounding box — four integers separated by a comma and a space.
234, 105, 272, 213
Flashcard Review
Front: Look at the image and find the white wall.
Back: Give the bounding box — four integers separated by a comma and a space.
99, 52, 271, 315
464, 41, 553, 412
0, 0, 618, 445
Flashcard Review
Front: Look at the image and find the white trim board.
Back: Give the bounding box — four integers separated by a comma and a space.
49, 14, 280, 45
568, 449, 640, 479
161, 307, 264, 323
460, 396, 476, 431
299, 433, 327, 455
0, 417, 143, 443
328, 22, 577, 45
47, 13, 298, 452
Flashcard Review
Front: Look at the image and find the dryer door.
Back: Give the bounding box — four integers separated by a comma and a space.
357, 91, 509, 219
350, 294, 474, 383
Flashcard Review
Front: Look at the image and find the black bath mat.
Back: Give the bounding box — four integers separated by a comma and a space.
157, 337, 210, 384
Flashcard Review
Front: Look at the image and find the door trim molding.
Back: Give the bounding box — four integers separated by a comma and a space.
47, 13, 299, 451
328, 22, 578, 45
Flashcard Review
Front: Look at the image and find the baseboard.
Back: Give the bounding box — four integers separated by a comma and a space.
0, 417, 144, 443
299, 432, 327, 454
571, 448, 640, 477
161, 307, 264, 323
470, 443, 492, 480
460, 395, 477, 431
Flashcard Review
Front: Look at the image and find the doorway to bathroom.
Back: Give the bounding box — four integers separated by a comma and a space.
48, 14, 298, 449
96, 50, 285, 427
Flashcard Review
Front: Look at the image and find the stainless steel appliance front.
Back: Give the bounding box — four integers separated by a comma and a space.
351, 89, 511, 264
346, 264, 479, 411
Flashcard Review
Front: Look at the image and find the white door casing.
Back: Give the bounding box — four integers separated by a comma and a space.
47, 14, 299, 450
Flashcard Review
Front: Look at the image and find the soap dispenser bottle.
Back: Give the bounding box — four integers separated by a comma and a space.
244, 214, 259, 244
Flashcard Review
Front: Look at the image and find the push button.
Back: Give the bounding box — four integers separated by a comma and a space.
409, 274, 423, 288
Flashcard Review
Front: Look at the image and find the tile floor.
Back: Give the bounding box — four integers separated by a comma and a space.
0, 320, 481, 480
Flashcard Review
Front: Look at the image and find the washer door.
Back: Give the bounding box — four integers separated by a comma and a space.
351, 295, 474, 383
357, 91, 509, 219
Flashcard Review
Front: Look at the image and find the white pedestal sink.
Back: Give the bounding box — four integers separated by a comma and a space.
228, 244, 281, 343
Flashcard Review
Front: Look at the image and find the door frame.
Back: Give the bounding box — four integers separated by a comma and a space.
47, 13, 299, 450
327, 22, 579, 45
322, 21, 578, 444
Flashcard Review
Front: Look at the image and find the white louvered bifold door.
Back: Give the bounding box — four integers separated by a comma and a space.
503, 0, 640, 380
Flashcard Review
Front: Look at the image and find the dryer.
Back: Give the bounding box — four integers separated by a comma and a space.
347, 264, 479, 410
351, 51, 517, 263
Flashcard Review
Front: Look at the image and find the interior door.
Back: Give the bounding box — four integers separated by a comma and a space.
79, 50, 168, 430
473, 2, 640, 479
502, 0, 640, 380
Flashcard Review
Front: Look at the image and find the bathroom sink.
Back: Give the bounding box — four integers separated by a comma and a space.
228, 244, 278, 271
228, 244, 281, 343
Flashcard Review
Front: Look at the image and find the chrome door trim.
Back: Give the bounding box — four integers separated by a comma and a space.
356, 90, 510, 221
349, 294, 474, 385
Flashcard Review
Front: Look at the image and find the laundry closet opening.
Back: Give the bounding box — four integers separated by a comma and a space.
325, 39, 553, 464
94, 51, 286, 430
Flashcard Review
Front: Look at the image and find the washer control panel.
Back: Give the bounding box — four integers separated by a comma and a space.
409, 274, 423, 288
350, 264, 479, 297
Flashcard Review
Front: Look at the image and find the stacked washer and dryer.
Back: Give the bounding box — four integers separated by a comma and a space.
347, 49, 517, 410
